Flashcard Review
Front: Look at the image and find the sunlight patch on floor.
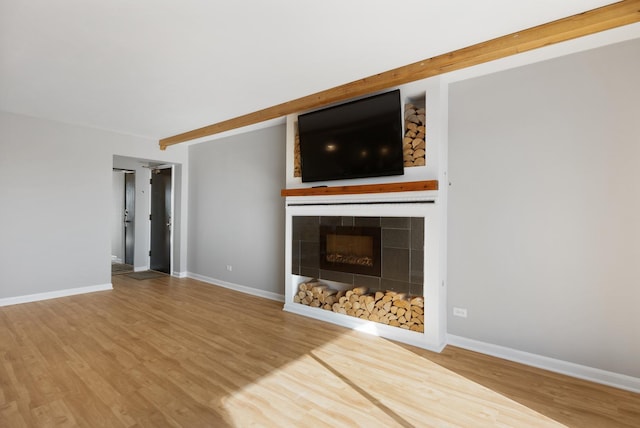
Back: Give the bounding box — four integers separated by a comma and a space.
222, 330, 567, 427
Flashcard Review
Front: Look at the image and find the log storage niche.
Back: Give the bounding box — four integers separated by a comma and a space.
293, 122, 301, 177
403, 102, 426, 167
295, 279, 425, 332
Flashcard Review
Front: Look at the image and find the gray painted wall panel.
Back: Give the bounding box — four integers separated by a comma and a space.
0, 111, 188, 299
188, 125, 286, 295
0, 113, 113, 295
448, 39, 640, 377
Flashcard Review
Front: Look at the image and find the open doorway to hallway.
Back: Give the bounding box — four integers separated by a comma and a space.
111, 155, 180, 278
112, 169, 135, 274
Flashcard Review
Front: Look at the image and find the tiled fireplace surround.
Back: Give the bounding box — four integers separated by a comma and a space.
284, 192, 445, 351
292, 216, 425, 296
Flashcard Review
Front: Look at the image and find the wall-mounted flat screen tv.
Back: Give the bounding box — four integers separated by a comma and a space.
298, 89, 404, 183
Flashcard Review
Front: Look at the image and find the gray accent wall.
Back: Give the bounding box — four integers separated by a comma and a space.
0, 111, 188, 299
447, 39, 640, 377
188, 125, 286, 296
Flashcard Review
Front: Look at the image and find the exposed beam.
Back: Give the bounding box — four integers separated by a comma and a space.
159, 0, 640, 149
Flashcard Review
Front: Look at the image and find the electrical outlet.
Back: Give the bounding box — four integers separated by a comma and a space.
453, 307, 468, 318
226, 265, 233, 272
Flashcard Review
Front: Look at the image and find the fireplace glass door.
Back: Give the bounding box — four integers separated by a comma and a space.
320, 226, 381, 277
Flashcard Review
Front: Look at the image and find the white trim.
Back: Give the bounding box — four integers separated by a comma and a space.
447, 335, 640, 394
172, 271, 187, 278
146, 166, 152, 269
0, 283, 113, 307
134, 265, 149, 272
187, 272, 284, 302
170, 165, 175, 275
147, 165, 175, 275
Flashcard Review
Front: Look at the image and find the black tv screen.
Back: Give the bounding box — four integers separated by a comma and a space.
298, 89, 404, 183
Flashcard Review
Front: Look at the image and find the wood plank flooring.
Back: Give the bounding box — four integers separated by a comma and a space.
0, 275, 638, 427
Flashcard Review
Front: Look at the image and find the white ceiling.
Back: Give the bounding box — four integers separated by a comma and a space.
0, 0, 618, 142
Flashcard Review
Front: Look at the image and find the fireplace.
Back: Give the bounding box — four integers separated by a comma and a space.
284, 193, 444, 352
320, 225, 381, 277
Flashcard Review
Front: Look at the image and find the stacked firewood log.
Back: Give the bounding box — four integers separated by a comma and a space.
294, 280, 424, 332
293, 131, 302, 177
403, 104, 426, 167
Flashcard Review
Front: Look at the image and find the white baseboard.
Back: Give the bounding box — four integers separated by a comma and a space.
172, 271, 187, 278
0, 283, 113, 307
187, 272, 284, 302
447, 334, 640, 394
134, 265, 149, 272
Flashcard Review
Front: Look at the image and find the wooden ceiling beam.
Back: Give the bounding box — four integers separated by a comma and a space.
159, 0, 640, 150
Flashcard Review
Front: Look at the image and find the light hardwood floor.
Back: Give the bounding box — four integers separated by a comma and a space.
1, 275, 638, 427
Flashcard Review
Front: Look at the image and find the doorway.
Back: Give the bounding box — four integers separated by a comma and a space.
150, 167, 172, 274
112, 168, 135, 274
124, 171, 135, 265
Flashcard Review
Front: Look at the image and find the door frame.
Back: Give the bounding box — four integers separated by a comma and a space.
123, 170, 135, 265
112, 168, 136, 264
148, 164, 175, 275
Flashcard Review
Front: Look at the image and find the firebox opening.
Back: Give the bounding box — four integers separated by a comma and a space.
320, 225, 381, 277
326, 234, 374, 267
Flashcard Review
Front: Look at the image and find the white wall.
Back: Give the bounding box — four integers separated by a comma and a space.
0, 111, 188, 300
447, 39, 640, 377
188, 125, 286, 296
